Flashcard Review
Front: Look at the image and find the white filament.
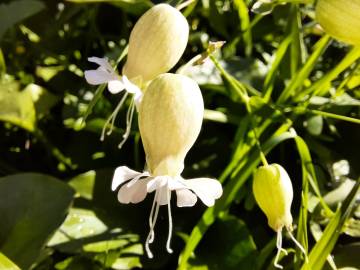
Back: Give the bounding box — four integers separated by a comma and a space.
118, 98, 135, 149
274, 229, 287, 269
166, 189, 173, 254
287, 228, 308, 262
100, 92, 129, 141
145, 191, 160, 258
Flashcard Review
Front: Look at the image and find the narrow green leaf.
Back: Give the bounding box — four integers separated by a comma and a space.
263, 36, 292, 101
233, 0, 252, 56
0, 253, 21, 270
277, 35, 330, 103
301, 179, 360, 270
298, 47, 360, 100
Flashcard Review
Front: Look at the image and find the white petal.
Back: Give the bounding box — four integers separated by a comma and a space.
147, 176, 168, 193
182, 178, 223, 207
111, 166, 142, 191
88, 57, 113, 73
168, 177, 186, 190
157, 185, 170, 206
84, 69, 115, 85
108, 80, 125, 94
117, 179, 149, 204
176, 189, 197, 207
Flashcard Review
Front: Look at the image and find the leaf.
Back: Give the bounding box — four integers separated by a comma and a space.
47, 208, 108, 249
0, 173, 75, 269
0, 81, 36, 131
68, 170, 96, 200
24, 84, 59, 118
186, 214, 257, 270
277, 34, 331, 103
66, 0, 153, 16
301, 179, 360, 270
0, 253, 21, 270
0, 0, 45, 40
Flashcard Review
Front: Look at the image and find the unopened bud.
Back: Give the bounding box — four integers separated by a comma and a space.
138, 73, 204, 177
253, 164, 293, 232
123, 4, 189, 83
316, 0, 360, 46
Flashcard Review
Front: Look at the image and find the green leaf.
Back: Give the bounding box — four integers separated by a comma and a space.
47, 208, 108, 249
301, 179, 360, 270
186, 215, 257, 269
0, 173, 75, 269
0, 0, 45, 40
277, 34, 330, 103
68, 170, 96, 200
0, 81, 36, 131
0, 253, 21, 270
66, 0, 153, 15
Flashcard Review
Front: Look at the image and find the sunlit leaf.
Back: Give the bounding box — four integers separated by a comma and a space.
0, 173, 74, 269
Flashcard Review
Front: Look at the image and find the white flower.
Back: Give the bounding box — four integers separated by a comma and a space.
111, 166, 223, 258
84, 57, 143, 148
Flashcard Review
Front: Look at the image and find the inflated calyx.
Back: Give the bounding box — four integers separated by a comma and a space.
253, 163, 306, 269
123, 4, 189, 84
316, 0, 360, 46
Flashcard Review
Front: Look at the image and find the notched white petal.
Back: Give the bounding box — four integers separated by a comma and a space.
111, 166, 142, 191
176, 189, 197, 207
182, 178, 223, 207
147, 176, 168, 193
117, 179, 148, 204
84, 69, 115, 85
108, 80, 125, 94
88, 57, 113, 73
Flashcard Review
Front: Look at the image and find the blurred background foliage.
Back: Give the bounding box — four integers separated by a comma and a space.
0, 0, 359, 269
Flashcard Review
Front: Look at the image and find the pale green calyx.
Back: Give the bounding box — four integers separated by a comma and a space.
316, 0, 360, 46
139, 73, 204, 177
123, 4, 189, 83
253, 163, 307, 269
253, 163, 293, 231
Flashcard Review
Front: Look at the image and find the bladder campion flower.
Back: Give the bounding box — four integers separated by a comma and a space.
111, 73, 223, 258
84, 3, 189, 148
253, 163, 306, 269
123, 3, 189, 84
316, 0, 360, 46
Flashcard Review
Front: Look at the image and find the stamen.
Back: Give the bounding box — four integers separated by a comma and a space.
287, 228, 308, 262
118, 98, 135, 149
100, 92, 129, 141
274, 229, 285, 269
166, 188, 173, 254
145, 191, 160, 258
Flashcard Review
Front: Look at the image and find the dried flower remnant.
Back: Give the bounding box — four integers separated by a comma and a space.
253, 163, 307, 269
84, 3, 189, 147
112, 74, 223, 258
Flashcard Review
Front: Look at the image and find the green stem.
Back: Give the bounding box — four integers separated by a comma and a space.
309, 109, 360, 125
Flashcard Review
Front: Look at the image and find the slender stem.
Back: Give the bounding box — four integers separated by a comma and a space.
309, 109, 360, 125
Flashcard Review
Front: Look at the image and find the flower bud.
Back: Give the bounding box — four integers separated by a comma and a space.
123, 4, 189, 83
138, 73, 204, 177
316, 0, 360, 46
253, 164, 293, 232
